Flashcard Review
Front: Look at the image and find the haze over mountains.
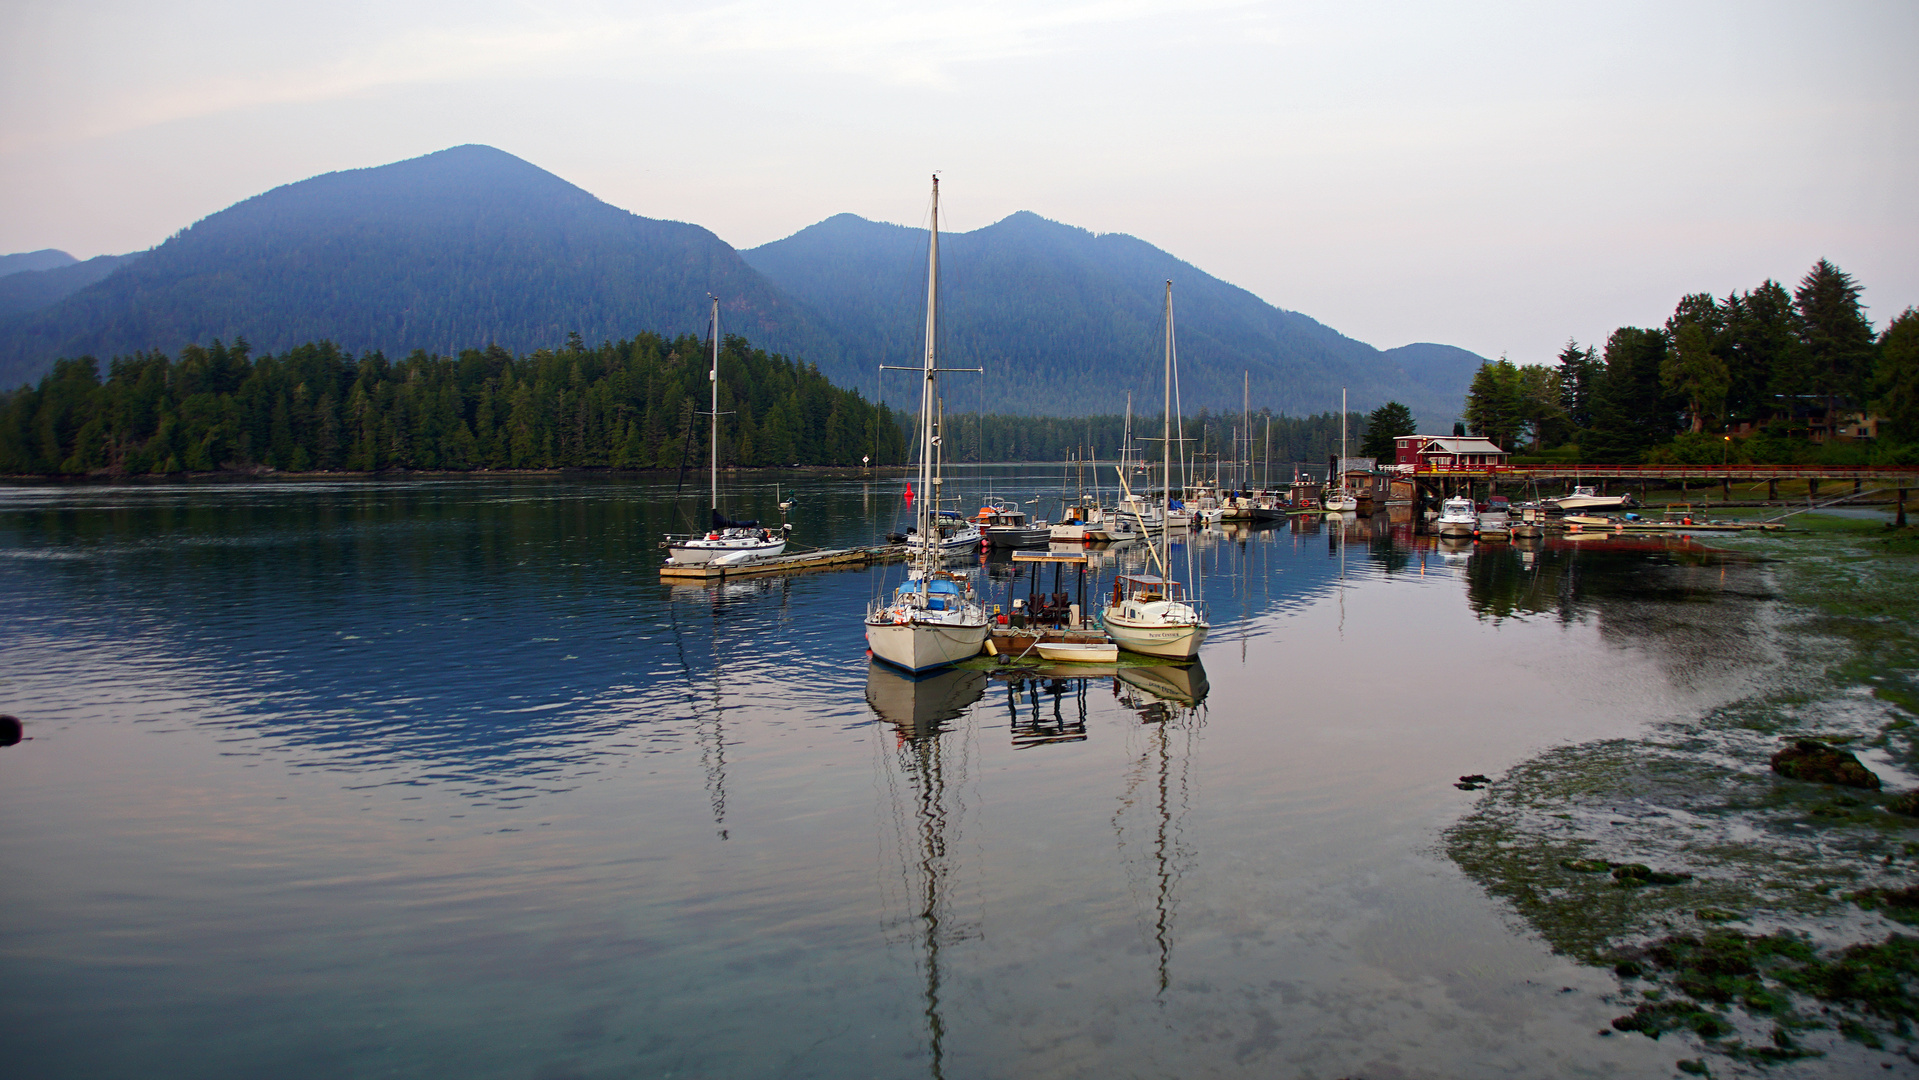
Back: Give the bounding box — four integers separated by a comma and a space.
0, 145, 1481, 423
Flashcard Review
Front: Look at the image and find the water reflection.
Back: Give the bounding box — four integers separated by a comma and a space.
864, 662, 988, 1079
1, 475, 1777, 1079
1112, 676, 1204, 998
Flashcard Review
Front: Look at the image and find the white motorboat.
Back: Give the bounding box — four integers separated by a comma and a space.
894, 510, 984, 550
864, 176, 990, 674
1101, 281, 1208, 661
665, 297, 789, 565
1050, 501, 1137, 543
1436, 495, 1477, 536
1547, 485, 1636, 512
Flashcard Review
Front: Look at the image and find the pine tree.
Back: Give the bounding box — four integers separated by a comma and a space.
1359, 401, 1416, 459
1794, 259, 1876, 424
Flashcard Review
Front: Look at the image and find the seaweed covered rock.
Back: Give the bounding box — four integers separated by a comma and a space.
1850, 884, 1919, 925
1889, 790, 1919, 816
1612, 863, 1693, 887
1770, 739, 1881, 790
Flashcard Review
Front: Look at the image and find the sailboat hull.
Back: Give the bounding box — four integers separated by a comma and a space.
1103, 617, 1208, 659
866, 619, 990, 673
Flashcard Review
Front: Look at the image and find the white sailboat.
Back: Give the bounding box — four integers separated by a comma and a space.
865, 176, 991, 673
1103, 281, 1208, 660
1323, 387, 1359, 513
665, 297, 789, 565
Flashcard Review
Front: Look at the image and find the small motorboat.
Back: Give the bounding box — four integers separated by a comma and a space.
1033, 641, 1119, 663
1435, 496, 1476, 537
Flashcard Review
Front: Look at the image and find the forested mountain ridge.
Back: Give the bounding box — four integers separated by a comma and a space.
0, 253, 144, 319
3, 144, 1482, 423
0, 146, 840, 392
743, 210, 1475, 423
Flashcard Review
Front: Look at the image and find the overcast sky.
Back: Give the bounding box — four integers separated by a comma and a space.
3, 0, 1913, 365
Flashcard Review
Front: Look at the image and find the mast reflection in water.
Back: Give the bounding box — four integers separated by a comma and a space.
1113, 667, 1207, 998
865, 662, 988, 1079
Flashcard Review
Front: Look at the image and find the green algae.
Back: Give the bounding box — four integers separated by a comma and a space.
1445, 516, 1919, 1067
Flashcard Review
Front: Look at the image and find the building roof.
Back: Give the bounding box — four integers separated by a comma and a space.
1415, 436, 1507, 455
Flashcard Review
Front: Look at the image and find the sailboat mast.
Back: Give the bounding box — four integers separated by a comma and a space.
1242, 371, 1249, 494
1162, 281, 1173, 557
918, 176, 941, 559
709, 296, 720, 515
1340, 386, 1348, 489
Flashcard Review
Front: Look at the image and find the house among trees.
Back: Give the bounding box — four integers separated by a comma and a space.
1393, 435, 1509, 472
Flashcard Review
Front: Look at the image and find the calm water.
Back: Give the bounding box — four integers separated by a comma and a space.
0, 471, 1784, 1078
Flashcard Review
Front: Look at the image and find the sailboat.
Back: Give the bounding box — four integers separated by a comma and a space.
665, 297, 790, 565
864, 177, 991, 673
1103, 281, 1209, 660
1323, 387, 1359, 513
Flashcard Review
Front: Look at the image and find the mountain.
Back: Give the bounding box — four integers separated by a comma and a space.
0, 253, 143, 319
744, 211, 1473, 424
0, 146, 1479, 423
0, 146, 837, 389
1378, 344, 1484, 429
0, 249, 78, 277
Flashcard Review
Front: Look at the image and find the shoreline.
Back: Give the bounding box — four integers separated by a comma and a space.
1446, 515, 1919, 1071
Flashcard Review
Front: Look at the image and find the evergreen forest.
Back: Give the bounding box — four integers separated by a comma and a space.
1461, 260, 1919, 465
0, 333, 910, 476
0, 328, 1390, 478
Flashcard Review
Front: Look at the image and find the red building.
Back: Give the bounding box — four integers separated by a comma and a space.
1393, 435, 1509, 471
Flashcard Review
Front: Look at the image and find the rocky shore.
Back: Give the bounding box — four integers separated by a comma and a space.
1447, 519, 1919, 1073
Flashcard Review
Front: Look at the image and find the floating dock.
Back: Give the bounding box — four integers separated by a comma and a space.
660, 545, 908, 580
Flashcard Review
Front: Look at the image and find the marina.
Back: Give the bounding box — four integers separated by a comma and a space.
2, 470, 1914, 1078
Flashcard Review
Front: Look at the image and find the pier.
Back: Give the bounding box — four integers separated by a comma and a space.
1409, 463, 1919, 526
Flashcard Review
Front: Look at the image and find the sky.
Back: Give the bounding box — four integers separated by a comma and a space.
2, 0, 1914, 366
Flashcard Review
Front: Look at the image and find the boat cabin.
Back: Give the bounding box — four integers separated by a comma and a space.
973, 502, 1028, 527
1112, 573, 1187, 605
895, 577, 967, 611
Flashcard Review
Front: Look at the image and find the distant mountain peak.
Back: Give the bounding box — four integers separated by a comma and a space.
0, 249, 78, 278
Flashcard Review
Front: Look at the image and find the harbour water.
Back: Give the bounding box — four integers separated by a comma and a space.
0, 470, 1787, 1078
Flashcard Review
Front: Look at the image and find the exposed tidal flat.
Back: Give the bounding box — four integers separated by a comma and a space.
1, 472, 1915, 1079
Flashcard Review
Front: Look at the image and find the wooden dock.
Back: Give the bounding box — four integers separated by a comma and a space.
660, 545, 908, 580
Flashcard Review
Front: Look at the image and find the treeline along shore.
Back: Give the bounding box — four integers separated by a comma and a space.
1462, 259, 1919, 465
0, 332, 914, 476
0, 329, 1388, 478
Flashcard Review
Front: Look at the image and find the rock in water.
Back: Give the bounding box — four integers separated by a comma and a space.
1770, 739, 1881, 790
0, 714, 19, 746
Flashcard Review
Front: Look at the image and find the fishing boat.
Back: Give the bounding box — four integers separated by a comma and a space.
975, 499, 1050, 548
1436, 495, 1477, 537
864, 177, 991, 674
665, 297, 789, 565
1102, 281, 1208, 661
